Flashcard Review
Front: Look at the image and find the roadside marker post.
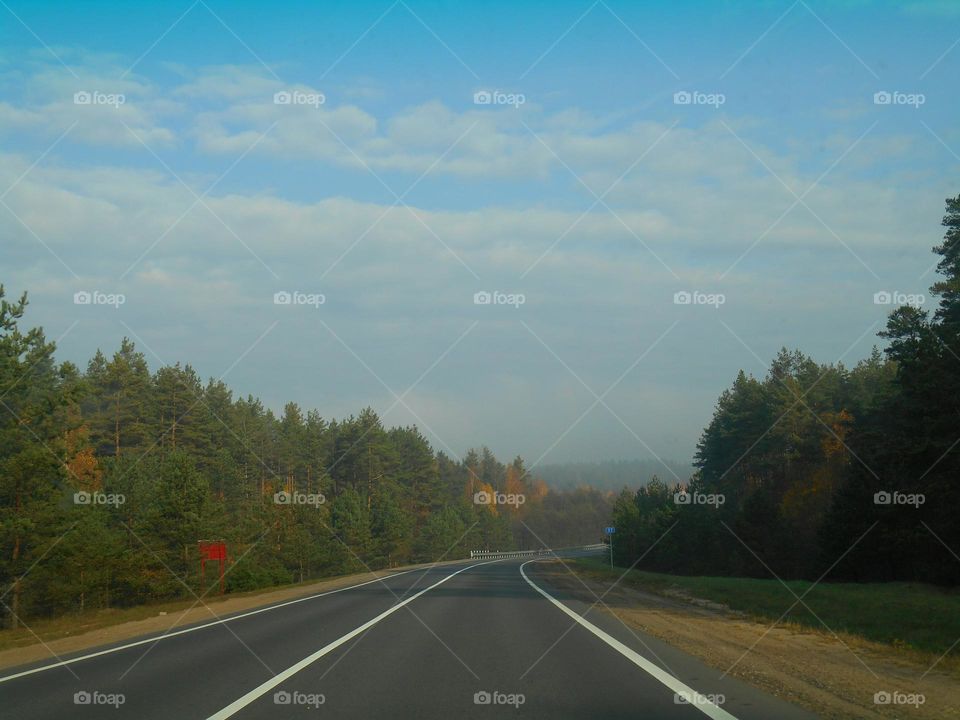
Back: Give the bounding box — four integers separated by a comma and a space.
604, 527, 615, 568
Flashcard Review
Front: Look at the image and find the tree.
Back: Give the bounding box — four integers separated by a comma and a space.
84, 339, 152, 458
330, 487, 372, 571
0, 287, 73, 627
414, 506, 467, 562
371, 481, 412, 567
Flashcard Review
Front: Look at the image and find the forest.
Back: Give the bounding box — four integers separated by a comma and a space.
0, 310, 612, 628
612, 195, 960, 586
5, 195, 958, 631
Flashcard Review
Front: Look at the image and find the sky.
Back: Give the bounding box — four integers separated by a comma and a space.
1, 0, 958, 474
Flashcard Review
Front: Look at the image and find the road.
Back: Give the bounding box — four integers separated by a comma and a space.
0, 554, 818, 719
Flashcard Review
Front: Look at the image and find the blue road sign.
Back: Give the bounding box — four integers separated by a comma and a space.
604, 527, 616, 534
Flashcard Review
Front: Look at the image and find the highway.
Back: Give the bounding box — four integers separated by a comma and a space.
0, 555, 818, 719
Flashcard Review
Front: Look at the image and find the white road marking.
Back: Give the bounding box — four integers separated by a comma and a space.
207, 559, 500, 719
0, 569, 418, 684
520, 560, 739, 720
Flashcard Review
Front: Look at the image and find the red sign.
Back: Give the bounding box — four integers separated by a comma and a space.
198, 540, 227, 594
199, 541, 226, 561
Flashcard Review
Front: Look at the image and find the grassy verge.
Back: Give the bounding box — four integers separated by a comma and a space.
0, 566, 414, 654
571, 558, 960, 656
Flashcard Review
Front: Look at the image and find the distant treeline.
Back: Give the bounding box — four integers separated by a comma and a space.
612, 195, 960, 587
538, 459, 693, 492
0, 302, 612, 628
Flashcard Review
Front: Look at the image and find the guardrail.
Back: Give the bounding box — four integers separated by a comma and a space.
469, 544, 605, 560
469, 549, 549, 559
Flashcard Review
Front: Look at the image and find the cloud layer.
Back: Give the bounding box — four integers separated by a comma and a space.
0, 30, 954, 468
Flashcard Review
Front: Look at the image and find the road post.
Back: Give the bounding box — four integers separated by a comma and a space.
604, 526, 615, 568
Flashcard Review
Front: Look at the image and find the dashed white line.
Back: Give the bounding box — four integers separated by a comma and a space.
206, 559, 500, 719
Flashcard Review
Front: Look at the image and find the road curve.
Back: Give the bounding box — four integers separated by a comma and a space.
0, 556, 819, 719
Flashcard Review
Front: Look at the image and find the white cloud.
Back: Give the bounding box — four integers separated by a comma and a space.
0, 56, 949, 462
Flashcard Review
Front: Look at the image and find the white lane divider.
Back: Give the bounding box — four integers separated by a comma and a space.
207, 559, 500, 720
520, 561, 739, 720
0, 569, 417, 684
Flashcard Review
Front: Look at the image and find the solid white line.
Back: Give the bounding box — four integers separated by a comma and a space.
0, 569, 418, 684
206, 559, 499, 719
519, 561, 739, 720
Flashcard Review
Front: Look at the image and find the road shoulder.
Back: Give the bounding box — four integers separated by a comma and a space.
530, 560, 958, 720
0, 560, 462, 673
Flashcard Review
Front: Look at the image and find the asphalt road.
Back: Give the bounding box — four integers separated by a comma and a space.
0, 555, 819, 719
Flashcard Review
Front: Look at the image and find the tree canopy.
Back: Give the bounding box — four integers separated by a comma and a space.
612, 194, 960, 587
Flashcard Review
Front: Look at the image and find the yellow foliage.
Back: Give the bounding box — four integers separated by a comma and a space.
63, 425, 102, 491
820, 409, 854, 458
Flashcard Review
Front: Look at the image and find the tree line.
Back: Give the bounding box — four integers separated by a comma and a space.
0, 306, 611, 628
612, 194, 960, 587
537, 459, 693, 492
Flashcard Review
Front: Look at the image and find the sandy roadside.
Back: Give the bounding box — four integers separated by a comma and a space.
535, 563, 960, 720
0, 561, 454, 673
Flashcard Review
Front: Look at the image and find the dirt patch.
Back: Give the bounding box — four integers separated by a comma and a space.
0, 564, 441, 673
535, 563, 959, 720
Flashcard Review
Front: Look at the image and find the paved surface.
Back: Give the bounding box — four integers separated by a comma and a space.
0, 555, 819, 719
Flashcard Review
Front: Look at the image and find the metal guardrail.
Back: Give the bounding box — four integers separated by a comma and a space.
469, 549, 548, 559
469, 544, 605, 560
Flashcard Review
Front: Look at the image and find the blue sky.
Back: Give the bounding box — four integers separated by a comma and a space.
1, 0, 958, 473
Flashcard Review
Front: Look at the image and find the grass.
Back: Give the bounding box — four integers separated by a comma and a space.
571, 558, 960, 656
